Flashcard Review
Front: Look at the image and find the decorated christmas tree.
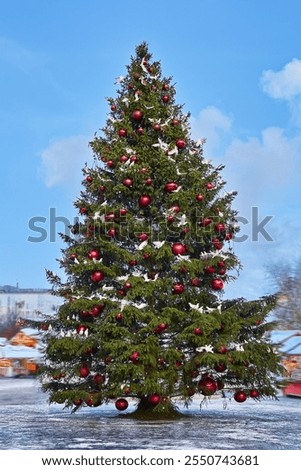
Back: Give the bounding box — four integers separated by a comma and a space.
37, 43, 282, 418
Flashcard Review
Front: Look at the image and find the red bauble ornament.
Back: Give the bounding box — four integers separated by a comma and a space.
132, 109, 143, 121
196, 194, 204, 202
153, 123, 161, 131
170, 205, 181, 213
93, 373, 105, 385
206, 182, 214, 190
79, 365, 90, 378
99, 185, 106, 192
130, 154, 138, 163
145, 178, 153, 186
214, 363, 227, 372
106, 160, 115, 168
149, 393, 161, 405
76, 324, 87, 334
86, 175, 93, 183
88, 249, 100, 260
73, 399, 83, 406
172, 283, 185, 294
124, 281, 132, 289
85, 393, 102, 407
171, 118, 180, 126
212, 238, 223, 250
129, 259, 137, 266
211, 278, 224, 290
165, 182, 178, 192
234, 390, 247, 403
123, 177, 133, 187
107, 228, 117, 237
171, 242, 186, 256
162, 94, 169, 103
90, 304, 105, 317
79, 207, 87, 215
137, 233, 149, 241
137, 127, 144, 134
218, 345, 228, 354
215, 223, 226, 233
167, 215, 174, 223
130, 351, 140, 363
91, 270, 105, 283
201, 218, 213, 227
198, 376, 218, 396
204, 265, 216, 274
249, 389, 260, 399
162, 83, 169, 91
225, 232, 233, 240
120, 155, 128, 163
194, 327, 202, 335
110, 104, 116, 111
191, 278, 201, 287
119, 208, 127, 216
115, 313, 123, 322
115, 398, 129, 411
118, 128, 127, 137
105, 212, 116, 222
143, 252, 151, 260
176, 139, 186, 149
139, 195, 152, 207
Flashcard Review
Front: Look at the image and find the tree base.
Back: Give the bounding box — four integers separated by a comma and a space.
117, 397, 189, 421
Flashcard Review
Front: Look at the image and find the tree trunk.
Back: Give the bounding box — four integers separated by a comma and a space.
120, 396, 186, 420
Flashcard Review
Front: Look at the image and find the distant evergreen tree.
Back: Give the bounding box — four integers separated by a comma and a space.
35, 43, 283, 418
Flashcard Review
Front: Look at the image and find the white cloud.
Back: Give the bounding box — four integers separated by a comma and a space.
261, 58, 301, 100
38, 136, 93, 188
190, 106, 232, 156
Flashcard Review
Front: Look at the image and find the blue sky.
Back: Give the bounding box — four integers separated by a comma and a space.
1, 0, 301, 300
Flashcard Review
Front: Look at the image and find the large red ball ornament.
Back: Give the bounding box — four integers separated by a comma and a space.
93, 374, 105, 385
73, 398, 83, 406
149, 393, 161, 405
120, 155, 128, 163
79, 365, 90, 378
172, 283, 185, 294
162, 83, 169, 91
90, 304, 105, 316
214, 363, 227, 373
176, 139, 186, 149
196, 194, 204, 202
165, 182, 178, 192
91, 270, 105, 283
137, 233, 149, 241
211, 279, 224, 290
119, 208, 127, 216
201, 218, 213, 227
215, 223, 226, 233
115, 312, 123, 322
204, 265, 216, 274
85, 393, 102, 407
194, 327, 202, 335
234, 390, 247, 403
88, 249, 100, 260
132, 109, 143, 121
76, 324, 87, 334
171, 243, 186, 256
118, 128, 127, 137
107, 228, 117, 237
130, 351, 140, 363
191, 278, 201, 287
198, 376, 218, 396
106, 160, 115, 168
123, 178, 133, 187
206, 182, 214, 190
115, 398, 129, 411
139, 195, 152, 207
249, 389, 260, 399
162, 94, 169, 103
